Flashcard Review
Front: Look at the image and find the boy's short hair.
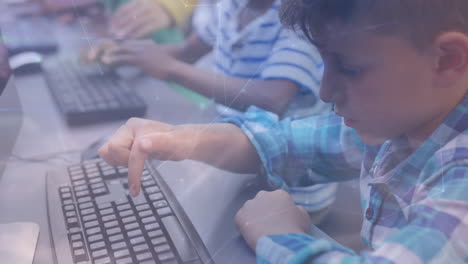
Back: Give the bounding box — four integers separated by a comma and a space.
279, 0, 468, 49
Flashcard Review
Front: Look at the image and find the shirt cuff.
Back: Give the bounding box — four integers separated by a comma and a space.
256, 233, 354, 264
222, 106, 288, 189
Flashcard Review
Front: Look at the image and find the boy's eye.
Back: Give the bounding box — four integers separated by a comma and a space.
337, 64, 363, 77
321, 55, 364, 78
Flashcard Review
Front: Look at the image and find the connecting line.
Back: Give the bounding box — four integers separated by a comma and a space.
156, 43, 293, 170
153, 62, 273, 173
139, 0, 268, 172
153, 70, 277, 173
152, 75, 271, 174
208, 0, 262, 112
225, 74, 258, 111
333, 21, 399, 39
71, 0, 106, 75
77, 21, 106, 75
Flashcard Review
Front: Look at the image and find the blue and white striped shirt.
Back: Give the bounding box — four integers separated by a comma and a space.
193, 0, 329, 117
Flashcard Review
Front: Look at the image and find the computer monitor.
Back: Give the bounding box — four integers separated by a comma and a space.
0, 29, 23, 179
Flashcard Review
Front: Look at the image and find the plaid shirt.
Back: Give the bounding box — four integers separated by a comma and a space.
225, 95, 468, 263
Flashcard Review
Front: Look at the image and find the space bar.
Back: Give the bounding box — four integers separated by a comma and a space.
162, 215, 199, 262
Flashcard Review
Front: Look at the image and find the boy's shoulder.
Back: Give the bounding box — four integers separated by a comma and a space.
421, 130, 468, 180
412, 130, 468, 202
435, 129, 468, 164
411, 130, 468, 198
415, 96, 468, 189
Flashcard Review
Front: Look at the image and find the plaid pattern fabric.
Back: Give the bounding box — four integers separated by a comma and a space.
225, 95, 468, 263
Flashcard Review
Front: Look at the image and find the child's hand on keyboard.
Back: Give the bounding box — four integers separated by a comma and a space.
99, 40, 178, 81
98, 118, 200, 196
99, 117, 262, 197
235, 190, 311, 251
80, 39, 117, 64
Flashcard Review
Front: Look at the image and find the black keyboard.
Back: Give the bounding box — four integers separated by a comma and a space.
47, 158, 213, 264
2, 17, 58, 55
43, 58, 147, 126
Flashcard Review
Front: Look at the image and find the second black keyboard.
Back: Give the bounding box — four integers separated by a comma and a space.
43, 58, 147, 126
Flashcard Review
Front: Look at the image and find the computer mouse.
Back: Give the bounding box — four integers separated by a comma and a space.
9, 52, 43, 75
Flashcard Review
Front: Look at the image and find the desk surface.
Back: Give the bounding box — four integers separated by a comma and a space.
0, 10, 364, 264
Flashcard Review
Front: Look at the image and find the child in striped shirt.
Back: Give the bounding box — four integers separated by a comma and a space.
89, 0, 327, 117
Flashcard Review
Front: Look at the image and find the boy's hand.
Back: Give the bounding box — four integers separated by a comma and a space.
100, 40, 178, 80
109, 0, 173, 39
98, 118, 200, 196
235, 190, 311, 251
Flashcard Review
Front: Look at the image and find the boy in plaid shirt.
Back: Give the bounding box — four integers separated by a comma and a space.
99, 0, 468, 263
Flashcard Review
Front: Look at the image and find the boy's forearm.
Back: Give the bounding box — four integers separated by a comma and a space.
158, 34, 210, 64
174, 34, 212, 64
161, 44, 186, 61
175, 123, 261, 174
166, 61, 298, 114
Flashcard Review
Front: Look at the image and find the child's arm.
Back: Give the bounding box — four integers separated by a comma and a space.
98, 118, 262, 196
223, 108, 364, 188
166, 61, 299, 114
100, 39, 299, 114
84, 33, 211, 66
99, 107, 363, 197
236, 166, 468, 264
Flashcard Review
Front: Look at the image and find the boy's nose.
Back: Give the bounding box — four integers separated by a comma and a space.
319, 72, 342, 104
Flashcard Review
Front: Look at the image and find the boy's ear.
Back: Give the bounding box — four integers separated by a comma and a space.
433, 32, 468, 86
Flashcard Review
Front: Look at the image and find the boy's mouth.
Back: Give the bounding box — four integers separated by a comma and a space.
334, 108, 359, 127
335, 108, 358, 126
344, 117, 359, 127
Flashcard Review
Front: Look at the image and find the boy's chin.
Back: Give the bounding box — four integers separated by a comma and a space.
356, 131, 388, 146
